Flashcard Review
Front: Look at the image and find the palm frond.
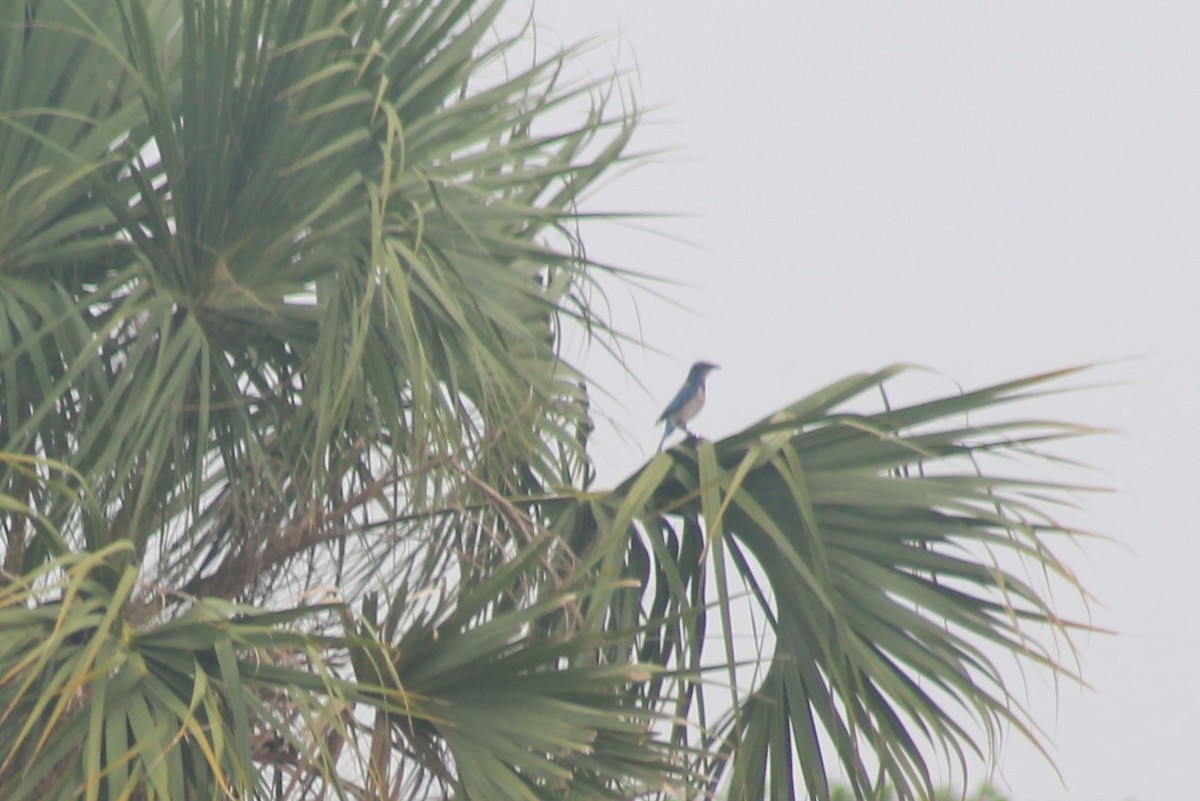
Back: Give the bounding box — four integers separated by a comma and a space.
342, 533, 692, 800
541, 366, 1099, 801
2, 0, 635, 599
0, 540, 356, 801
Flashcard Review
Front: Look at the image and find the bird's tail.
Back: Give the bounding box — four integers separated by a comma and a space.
657, 422, 674, 453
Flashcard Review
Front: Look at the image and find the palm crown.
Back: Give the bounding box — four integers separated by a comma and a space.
0, 2, 1096, 800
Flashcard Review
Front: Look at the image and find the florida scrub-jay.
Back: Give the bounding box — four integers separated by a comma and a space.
657, 361, 719, 452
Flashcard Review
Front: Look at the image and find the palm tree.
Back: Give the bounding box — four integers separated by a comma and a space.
0, 1, 1096, 799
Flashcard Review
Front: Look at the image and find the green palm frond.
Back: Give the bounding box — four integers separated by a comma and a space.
541, 366, 1098, 801
0, 540, 350, 801
342, 533, 689, 800
2, 0, 633, 595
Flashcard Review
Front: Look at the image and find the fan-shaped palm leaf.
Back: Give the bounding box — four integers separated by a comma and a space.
537, 366, 1098, 801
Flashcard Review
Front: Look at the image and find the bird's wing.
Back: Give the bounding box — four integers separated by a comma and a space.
658, 384, 695, 422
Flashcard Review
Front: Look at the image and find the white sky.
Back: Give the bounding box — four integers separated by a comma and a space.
512, 3, 1199, 800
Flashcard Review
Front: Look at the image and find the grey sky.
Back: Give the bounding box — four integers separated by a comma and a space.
516, 2, 1198, 800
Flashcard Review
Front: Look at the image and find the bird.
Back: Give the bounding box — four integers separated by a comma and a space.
657, 361, 719, 452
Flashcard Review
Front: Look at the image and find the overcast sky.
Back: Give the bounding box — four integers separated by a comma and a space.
509, 3, 1197, 800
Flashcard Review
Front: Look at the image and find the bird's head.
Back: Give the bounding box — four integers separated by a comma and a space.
688, 361, 719, 382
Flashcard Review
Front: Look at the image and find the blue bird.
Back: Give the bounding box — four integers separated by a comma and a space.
657, 361, 719, 452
